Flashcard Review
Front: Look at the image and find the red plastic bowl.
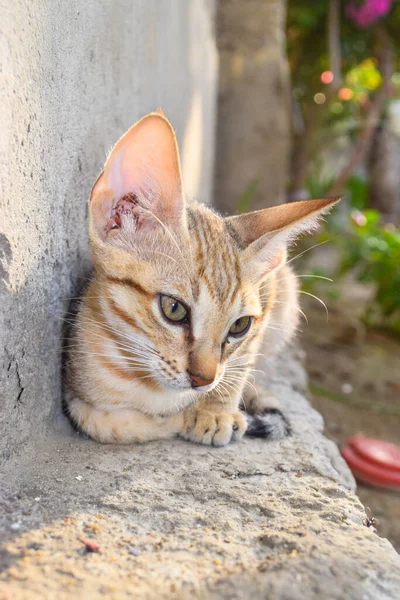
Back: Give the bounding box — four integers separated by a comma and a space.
341, 435, 400, 489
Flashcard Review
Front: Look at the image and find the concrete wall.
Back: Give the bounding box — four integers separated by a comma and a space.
0, 0, 217, 461
215, 0, 290, 213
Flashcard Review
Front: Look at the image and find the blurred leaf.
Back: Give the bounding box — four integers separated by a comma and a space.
363, 209, 381, 226
309, 382, 400, 415
338, 210, 400, 331
347, 175, 367, 209
286, 0, 400, 335
346, 58, 382, 91
306, 204, 400, 334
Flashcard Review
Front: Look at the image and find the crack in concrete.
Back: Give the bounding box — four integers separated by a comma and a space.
15, 360, 24, 403
4, 347, 25, 405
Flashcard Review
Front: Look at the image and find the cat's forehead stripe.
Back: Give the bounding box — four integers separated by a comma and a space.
106, 276, 152, 298
189, 208, 242, 307
106, 296, 147, 335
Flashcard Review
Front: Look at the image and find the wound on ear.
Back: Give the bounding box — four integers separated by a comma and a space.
105, 193, 139, 234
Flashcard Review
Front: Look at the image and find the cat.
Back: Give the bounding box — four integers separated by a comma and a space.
63, 111, 338, 446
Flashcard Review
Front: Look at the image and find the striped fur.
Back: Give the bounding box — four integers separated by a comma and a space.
64, 112, 338, 446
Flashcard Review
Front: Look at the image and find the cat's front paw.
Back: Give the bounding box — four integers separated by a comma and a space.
181, 408, 247, 447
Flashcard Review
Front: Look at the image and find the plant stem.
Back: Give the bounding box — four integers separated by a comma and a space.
328, 26, 393, 196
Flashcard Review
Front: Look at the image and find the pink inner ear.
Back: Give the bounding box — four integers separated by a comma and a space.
103, 114, 182, 205
107, 143, 152, 201
90, 113, 184, 242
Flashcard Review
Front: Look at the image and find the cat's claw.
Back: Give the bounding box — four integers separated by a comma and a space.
181, 409, 247, 446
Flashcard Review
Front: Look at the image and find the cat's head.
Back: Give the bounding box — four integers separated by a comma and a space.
88, 112, 338, 396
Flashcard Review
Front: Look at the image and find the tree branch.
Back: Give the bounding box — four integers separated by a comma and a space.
328, 26, 394, 196
289, 0, 343, 200
328, 0, 342, 91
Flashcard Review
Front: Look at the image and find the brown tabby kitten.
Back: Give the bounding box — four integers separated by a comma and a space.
64, 112, 338, 446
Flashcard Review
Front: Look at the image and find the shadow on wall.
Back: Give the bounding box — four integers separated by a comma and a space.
0, 0, 217, 460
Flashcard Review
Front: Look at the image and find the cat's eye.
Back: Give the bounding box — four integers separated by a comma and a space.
160, 295, 188, 323
229, 316, 252, 338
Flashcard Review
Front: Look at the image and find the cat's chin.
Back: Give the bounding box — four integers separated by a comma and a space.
154, 373, 220, 395
163, 381, 218, 395
151, 389, 198, 417
148, 380, 219, 417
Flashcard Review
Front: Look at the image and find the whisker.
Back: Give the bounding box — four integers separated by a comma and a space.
273, 274, 333, 286
147, 250, 180, 265
214, 385, 226, 405
228, 352, 264, 363
64, 325, 159, 361
213, 384, 227, 406
65, 314, 160, 357
286, 239, 331, 265
61, 336, 153, 356
273, 300, 309, 325
139, 208, 193, 280
226, 366, 265, 377
298, 290, 329, 322
240, 392, 247, 412
218, 380, 240, 401
224, 372, 258, 398
294, 274, 333, 282
63, 353, 153, 372
264, 324, 289, 333
65, 349, 153, 366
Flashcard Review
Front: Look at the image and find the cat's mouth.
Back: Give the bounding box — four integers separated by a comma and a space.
190, 381, 218, 394
155, 370, 222, 396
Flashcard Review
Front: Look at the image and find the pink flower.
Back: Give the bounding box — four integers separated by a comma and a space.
351, 210, 367, 227
346, 0, 393, 27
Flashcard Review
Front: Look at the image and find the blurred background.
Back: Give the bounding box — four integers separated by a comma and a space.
287, 0, 400, 552
2, 0, 399, 551
216, 0, 400, 550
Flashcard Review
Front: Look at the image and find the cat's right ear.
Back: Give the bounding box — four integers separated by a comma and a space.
89, 112, 185, 243
226, 198, 340, 282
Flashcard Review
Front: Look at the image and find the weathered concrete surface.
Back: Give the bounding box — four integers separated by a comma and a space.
1, 347, 399, 599
0, 0, 217, 461
215, 0, 291, 214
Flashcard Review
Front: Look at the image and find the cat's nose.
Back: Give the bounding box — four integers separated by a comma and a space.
188, 372, 215, 388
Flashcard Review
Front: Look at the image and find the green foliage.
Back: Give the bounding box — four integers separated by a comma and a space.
346, 58, 382, 93
311, 204, 400, 334
346, 175, 367, 210
288, 1, 400, 334
338, 210, 400, 332
287, 1, 400, 142
304, 172, 400, 333
309, 381, 400, 415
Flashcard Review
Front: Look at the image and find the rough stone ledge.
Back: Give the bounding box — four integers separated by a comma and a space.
1, 346, 399, 599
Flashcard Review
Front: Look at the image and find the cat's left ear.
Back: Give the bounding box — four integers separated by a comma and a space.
226, 198, 340, 281
90, 112, 185, 243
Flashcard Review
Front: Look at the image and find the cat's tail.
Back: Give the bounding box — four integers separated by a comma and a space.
244, 408, 292, 440
240, 383, 292, 441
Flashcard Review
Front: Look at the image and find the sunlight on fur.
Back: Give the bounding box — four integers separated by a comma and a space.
63, 112, 339, 446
